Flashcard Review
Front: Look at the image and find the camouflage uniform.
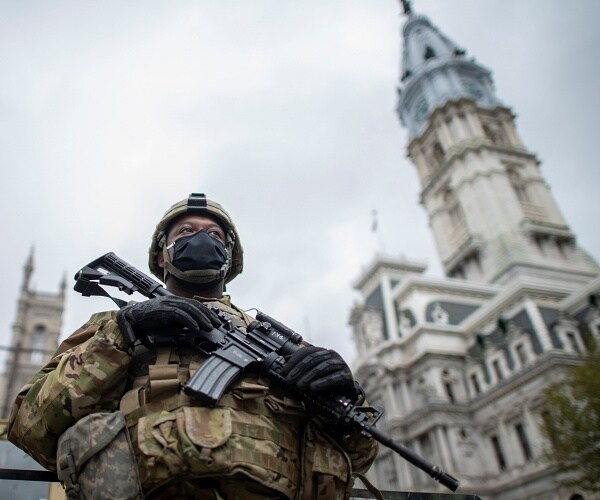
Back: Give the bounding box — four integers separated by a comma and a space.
8, 295, 377, 499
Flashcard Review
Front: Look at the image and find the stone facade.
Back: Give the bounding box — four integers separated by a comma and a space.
0, 249, 65, 418
351, 7, 600, 500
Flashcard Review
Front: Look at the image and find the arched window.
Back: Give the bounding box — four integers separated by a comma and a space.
31, 324, 46, 364
441, 369, 456, 403
482, 121, 508, 146
492, 359, 504, 381
432, 142, 445, 166
483, 124, 497, 144
554, 317, 584, 354
424, 45, 436, 60
507, 167, 530, 203
444, 188, 465, 228
470, 372, 482, 395
490, 434, 507, 471
514, 422, 533, 461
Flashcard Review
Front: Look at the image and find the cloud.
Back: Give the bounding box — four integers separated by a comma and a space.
0, 0, 598, 368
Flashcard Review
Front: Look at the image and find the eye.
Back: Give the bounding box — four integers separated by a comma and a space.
178, 226, 194, 234
208, 228, 225, 241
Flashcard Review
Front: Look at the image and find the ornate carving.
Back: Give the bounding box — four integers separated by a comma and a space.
431, 302, 450, 325
398, 310, 413, 336
362, 309, 384, 348
416, 376, 437, 401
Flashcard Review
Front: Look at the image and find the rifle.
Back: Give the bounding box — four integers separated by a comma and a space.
74, 252, 460, 492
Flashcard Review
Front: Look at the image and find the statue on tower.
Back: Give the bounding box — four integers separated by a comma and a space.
400, 0, 412, 16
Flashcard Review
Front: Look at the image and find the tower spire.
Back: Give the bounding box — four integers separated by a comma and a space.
395, 10, 599, 286
22, 245, 34, 293
397, 11, 492, 139
400, 0, 412, 15
59, 271, 67, 297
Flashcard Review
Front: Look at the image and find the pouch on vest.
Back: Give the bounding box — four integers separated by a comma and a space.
300, 424, 353, 500
57, 412, 143, 500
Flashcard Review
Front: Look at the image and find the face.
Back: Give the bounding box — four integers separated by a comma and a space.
158, 213, 226, 268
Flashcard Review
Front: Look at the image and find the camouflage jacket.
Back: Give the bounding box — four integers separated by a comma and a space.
7, 296, 378, 499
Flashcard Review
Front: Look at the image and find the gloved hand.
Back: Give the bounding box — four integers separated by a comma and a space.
279, 345, 361, 402
116, 296, 221, 347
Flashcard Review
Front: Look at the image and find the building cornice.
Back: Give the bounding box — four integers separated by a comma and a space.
418, 141, 538, 201
393, 273, 500, 302
467, 350, 581, 411
352, 254, 427, 291
461, 278, 576, 332
378, 351, 580, 439
559, 275, 600, 313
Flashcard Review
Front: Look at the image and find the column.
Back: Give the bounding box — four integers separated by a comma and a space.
394, 451, 412, 490
385, 381, 399, 415
523, 406, 544, 458
465, 110, 482, 138
401, 379, 413, 413
454, 111, 472, 141
410, 439, 426, 488
432, 367, 446, 400
437, 117, 454, 149
524, 298, 554, 352
497, 419, 519, 468
500, 115, 521, 146
435, 426, 455, 471
382, 276, 398, 341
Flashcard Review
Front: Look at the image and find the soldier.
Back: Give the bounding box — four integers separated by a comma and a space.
7, 193, 378, 499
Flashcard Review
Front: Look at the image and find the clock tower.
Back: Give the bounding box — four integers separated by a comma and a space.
0, 250, 65, 418
350, 4, 600, 497
396, 7, 599, 286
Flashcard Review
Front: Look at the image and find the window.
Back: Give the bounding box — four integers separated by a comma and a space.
448, 202, 463, 226
491, 435, 507, 471
492, 359, 504, 381
515, 422, 533, 461
31, 325, 46, 364
418, 432, 433, 456
444, 382, 455, 403
483, 121, 508, 146
444, 188, 466, 229
424, 45, 436, 60
515, 343, 528, 366
450, 266, 466, 280
470, 373, 481, 395
507, 167, 530, 203
566, 332, 581, 354
556, 239, 570, 258
393, 381, 405, 409
432, 142, 445, 165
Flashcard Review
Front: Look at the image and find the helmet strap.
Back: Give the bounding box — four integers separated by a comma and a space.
155, 193, 237, 284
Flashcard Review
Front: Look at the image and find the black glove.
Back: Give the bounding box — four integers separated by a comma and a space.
279, 345, 360, 402
116, 296, 221, 347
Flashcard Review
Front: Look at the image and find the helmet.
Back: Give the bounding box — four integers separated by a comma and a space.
148, 193, 243, 284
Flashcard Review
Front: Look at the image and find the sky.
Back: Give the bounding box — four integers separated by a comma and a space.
0, 0, 599, 367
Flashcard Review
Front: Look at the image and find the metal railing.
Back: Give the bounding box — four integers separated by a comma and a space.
0, 468, 482, 500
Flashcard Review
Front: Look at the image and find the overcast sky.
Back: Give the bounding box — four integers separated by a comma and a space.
1, 0, 598, 366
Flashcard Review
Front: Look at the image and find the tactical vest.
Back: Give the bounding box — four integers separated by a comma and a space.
118, 298, 355, 499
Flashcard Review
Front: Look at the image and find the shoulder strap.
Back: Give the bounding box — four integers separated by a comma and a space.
353, 473, 384, 500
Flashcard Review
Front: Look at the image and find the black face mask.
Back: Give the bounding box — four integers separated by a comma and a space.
170, 230, 227, 274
